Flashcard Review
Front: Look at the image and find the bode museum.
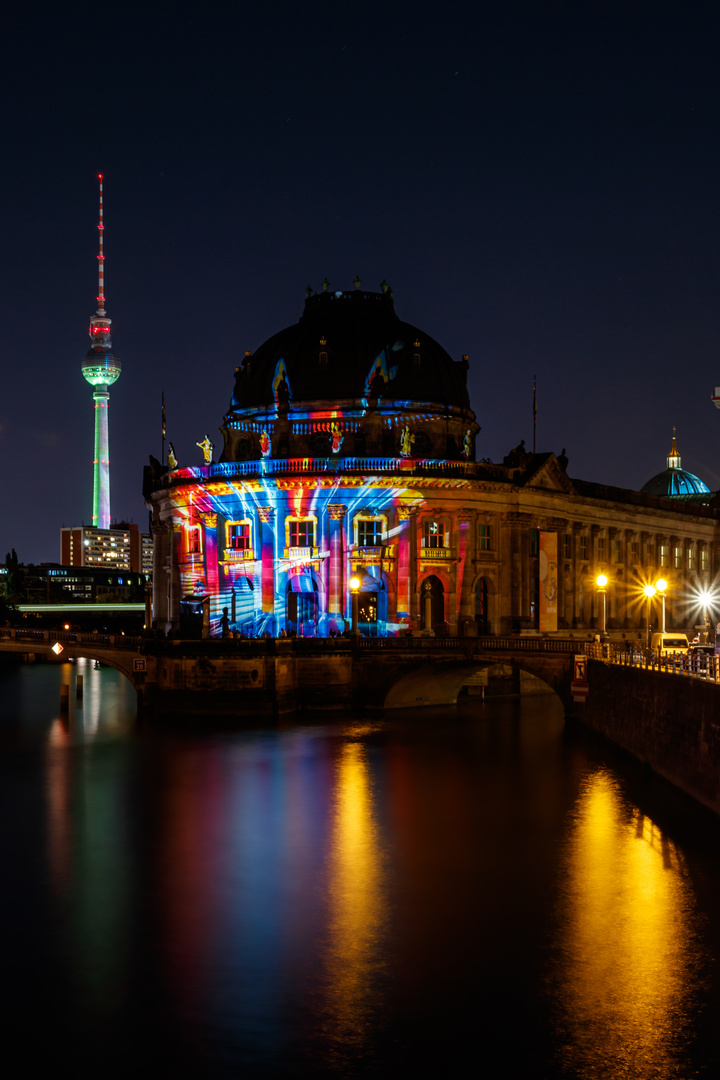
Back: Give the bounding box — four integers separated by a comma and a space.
145, 284, 719, 640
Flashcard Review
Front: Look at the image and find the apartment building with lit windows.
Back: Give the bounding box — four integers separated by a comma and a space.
61, 521, 152, 576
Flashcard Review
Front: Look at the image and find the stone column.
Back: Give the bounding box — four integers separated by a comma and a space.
502, 512, 531, 633
168, 523, 182, 631
327, 504, 346, 629
396, 506, 415, 621
258, 507, 276, 626
456, 508, 474, 634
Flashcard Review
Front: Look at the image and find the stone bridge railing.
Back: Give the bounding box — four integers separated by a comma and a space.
0, 626, 584, 658
0, 626, 142, 651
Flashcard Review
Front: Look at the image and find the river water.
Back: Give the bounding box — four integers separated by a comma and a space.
1, 658, 720, 1078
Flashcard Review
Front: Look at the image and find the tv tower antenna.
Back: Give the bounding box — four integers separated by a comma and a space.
81, 174, 122, 529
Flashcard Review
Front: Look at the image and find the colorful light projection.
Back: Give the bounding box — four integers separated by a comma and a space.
364, 346, 400, 396
164, 465, 470, 638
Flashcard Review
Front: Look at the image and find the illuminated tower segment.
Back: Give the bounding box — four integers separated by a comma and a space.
81, 174, 121, 528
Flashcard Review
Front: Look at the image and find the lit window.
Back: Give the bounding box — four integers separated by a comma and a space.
687, 547, 695, 571
423, 520, 446, 549
289, 519, 314, 548
701, 547, 709, 572
229, 522, 252, 551
659, 543, 669, 567
479, 524, 491, 551
674, 545, 683, 569
358, 519, 383, 547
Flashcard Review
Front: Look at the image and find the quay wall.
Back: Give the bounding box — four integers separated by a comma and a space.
583, 659, 720, 816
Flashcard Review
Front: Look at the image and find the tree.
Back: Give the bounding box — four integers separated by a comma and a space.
3, 549, 23, 603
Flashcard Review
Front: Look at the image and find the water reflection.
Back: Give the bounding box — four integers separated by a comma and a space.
3, 666, 718, 1075
553, 767, 702, 1078
320, 739, 386, 1063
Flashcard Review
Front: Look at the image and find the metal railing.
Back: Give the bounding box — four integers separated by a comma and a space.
585, 641, 720, 682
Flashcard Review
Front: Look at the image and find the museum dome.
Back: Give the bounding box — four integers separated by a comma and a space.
229, 284, 471, 412
641, 433, 711, 498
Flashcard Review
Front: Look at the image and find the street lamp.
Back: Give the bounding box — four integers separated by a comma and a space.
350, 576, 360, 635
596, 574, 608, 637
643, 583, 656, 650
698, 588, 713, 643
655, 578, 667, 633
643, 579, 668, 648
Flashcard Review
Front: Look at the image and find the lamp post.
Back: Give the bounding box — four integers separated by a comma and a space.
643, 579, 668, 650
643, 583, 656, 651
656, 578, 667, 633
350, 576, 360, 635
596, 574, 608, 638
698, 589, 712, 644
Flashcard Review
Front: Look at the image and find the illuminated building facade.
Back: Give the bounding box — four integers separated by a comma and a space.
81, 175, 121, 529
145, 285, 720, 638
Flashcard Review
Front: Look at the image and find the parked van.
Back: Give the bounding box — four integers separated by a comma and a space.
651, 632, 689, 657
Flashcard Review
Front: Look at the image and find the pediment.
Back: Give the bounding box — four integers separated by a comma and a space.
524, 455, 575, 494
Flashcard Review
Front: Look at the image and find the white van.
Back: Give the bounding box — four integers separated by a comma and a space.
651, 632, 689, 658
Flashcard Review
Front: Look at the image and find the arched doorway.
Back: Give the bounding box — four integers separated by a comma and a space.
421, 575, 445, 633
230, 575, 255, 632
286, 574, 319, 636
475, 577, 489, 635
354, 568, 387, 636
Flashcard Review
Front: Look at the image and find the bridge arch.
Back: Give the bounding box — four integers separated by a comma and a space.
381, 657, 565, 710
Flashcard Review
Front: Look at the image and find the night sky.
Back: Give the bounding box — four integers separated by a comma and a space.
2, 1, 719, 566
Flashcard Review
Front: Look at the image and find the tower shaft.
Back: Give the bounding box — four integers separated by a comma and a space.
92, 388, 111, 528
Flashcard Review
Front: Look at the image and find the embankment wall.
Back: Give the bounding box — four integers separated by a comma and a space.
583, 659, 720, 815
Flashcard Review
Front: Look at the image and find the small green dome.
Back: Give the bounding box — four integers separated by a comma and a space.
640, 433, 710, 498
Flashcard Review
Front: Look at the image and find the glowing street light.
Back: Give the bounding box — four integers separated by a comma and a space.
350, 575, 360, 635
698, 588, 713, 643
596, 574, 608, 636
655, 578, 668, 632
643, 583, 656, 650
642, 579, 668, 647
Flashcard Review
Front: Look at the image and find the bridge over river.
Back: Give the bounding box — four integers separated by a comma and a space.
0, 627, 584, 713
3, 627, 720, 813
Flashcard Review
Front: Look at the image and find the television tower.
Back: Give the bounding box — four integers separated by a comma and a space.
81, 174, 121, 529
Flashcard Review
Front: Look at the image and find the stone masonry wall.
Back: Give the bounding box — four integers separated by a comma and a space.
583, 659, 720, 816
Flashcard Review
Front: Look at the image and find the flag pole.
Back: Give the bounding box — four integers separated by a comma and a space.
162, 391, 166, 465
533, 375, 537, 455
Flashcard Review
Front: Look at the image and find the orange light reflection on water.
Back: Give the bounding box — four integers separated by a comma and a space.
320, 741, 386, 1055
554, 768, 701, 1078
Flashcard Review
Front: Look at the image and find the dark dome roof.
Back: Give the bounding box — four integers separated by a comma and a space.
641, 468, 710, 498
230, 288, 470, 412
